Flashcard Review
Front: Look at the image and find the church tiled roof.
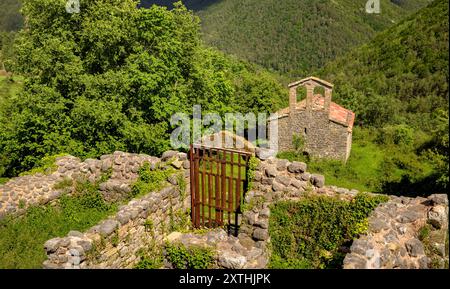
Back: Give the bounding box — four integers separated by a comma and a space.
275, 94, 355, 132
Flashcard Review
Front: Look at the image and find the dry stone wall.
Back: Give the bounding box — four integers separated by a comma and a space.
0, 151, 163, 219
43, 185, 188, 269
165, 228, 268, 269
237, 156, 361, 267
1, 147, 447, 270
343, 194, 448, 269
234, 155, 448, 269
42, 150, 191, 269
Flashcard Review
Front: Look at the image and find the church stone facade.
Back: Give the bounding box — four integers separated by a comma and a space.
270, 76, 355, 162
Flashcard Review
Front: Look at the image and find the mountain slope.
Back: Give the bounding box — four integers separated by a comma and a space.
1, 0, 430, 76
318, 0, 449, 129
195, 0, 431, 76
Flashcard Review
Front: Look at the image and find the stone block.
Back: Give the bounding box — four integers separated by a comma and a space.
287, 161, 307, 173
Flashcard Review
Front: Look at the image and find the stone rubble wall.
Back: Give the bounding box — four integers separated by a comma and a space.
238, 156, 360, 257
3, 146, 448, 270
43, 185, 187, 269
165, 229, 268, 269
0, 151, 172, 219
234, 154, 449, 269
166, 155, 362, 269
43, 151, 191, 269
343, 194, 449, 269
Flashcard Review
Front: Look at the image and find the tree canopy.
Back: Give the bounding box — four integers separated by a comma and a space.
0, 0, 286, 177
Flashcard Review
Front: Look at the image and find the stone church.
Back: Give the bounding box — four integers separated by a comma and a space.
270, 76, 355, 161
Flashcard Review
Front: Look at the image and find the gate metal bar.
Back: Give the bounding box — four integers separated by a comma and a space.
189, 144, 251, 231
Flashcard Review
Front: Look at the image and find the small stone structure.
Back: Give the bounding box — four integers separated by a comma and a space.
269, 76, 355, 161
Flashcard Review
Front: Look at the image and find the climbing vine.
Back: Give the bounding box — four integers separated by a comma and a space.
246, 156, 259, 191
269, 193, 388, 269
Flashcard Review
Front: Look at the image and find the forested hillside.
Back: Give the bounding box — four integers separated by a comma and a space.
195, 0, 431, 75
0, 0, 286, 177
2, 0, 430, 76
280, 0, 448, 195
319, 0, 448, 131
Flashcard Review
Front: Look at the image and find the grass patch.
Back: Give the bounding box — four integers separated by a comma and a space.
268, 192, 388, 269
131, 162, 175, 198
0, 177, 116, 269
134, 233, 164, 269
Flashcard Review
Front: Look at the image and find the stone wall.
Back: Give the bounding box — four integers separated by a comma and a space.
165, 228, 268, 269
162, 156, 340, 269
343, 194, 448, 269
232, 155, 448, 269
43, 185, 188, 269
43, 151, 191, 269
276, 110, 351, 161
3, 147, 448, 270
237, 156, 359, 267
0, 151, 163, 219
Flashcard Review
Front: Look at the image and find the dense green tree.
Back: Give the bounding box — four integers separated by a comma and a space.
0, 0, 286, 177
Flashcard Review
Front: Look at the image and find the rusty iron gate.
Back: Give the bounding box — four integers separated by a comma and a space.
189, 144, 252, 232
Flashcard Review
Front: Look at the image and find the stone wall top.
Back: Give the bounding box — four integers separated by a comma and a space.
343, 194, 448, 269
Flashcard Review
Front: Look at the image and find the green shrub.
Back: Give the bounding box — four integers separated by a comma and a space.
165, 242, 215, 269
246, 156, 259, 191
376, 124, 414, 147
131, 162, 175, 197
135, 254, 164, 269
268, 193, 388, 269
292, 134, 306, 152
135, 241, 164, 269
177, 173, 187, 195
53, 177, 73, 190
